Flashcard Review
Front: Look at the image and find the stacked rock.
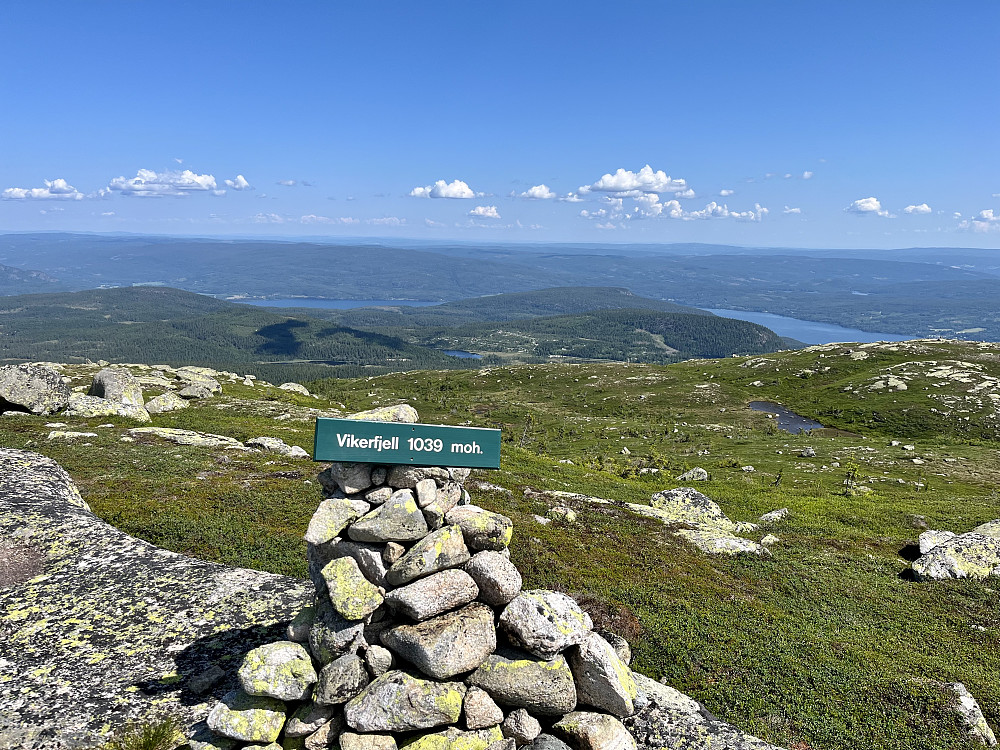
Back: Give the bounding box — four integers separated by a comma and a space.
201, 457, 642, 750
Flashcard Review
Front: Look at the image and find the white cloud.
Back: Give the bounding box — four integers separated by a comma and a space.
845, 197, 890, 217
802, 171, 814, 179
225, 175, 252, 191
252, 212, 285, 223
520, 184, 556, 200
410, 179, 478, 199
2, 178, 84, 200
719, 189, 735, 197
582, 165, 689, 196
595, 222, 618, 230
300, 214, 359, 225
685, 202, 769, 222
425, 219, 447, 228
583, 192, 768, 223
367, 217, 405, 226
903, 203, 932, 214
107, 169, 217, 197
783, 206, 802, 214
278, 179, 297, 187
468, 205, 501, 219
784, 173, 793, 179
560, 192, 584, 202
101, 211, 116, 216
959, 209, 1000, 233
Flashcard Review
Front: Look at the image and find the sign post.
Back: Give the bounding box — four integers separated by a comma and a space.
314, 418, 501, 468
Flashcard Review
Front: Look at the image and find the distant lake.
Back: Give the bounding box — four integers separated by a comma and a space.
234, 298, 439, 309
442, 350, 482, 359
702, 308, 912, 345
749, 401, 825, 434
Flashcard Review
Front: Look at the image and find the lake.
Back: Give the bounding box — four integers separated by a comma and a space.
748, 401, 826, 434
442, 350, 482, 359
233, 298, 440, 309
703, 308, 911, 345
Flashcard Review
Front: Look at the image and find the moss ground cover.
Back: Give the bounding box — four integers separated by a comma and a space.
3, 339, 999, 749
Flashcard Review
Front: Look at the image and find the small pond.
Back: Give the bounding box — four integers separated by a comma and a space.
749, 401, 826, 434
442, 350, 482, 359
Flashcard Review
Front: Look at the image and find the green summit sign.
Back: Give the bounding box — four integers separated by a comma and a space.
314, 418, 501, 469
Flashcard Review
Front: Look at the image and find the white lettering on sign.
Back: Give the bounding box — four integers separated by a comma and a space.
336, 434, 399, 452
451, 442, 482, 454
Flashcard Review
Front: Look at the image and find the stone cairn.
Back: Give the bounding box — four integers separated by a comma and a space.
199, 438, 649, 750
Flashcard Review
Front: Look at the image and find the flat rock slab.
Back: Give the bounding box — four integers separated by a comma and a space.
0, 449, 312, 749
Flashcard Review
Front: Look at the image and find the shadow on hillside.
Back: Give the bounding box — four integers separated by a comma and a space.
133, 620, 292, 705
256, 319, 308, 357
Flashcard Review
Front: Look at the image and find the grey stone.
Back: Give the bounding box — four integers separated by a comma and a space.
305, 499, 365, 545
315, 653, 370, 705
349, 489, 429, 543
499, 590, 593, 660
415, 478, 438, 507
344, 670, 466, 732
467, 649, 577, 716
247, 436, 309, 458
464, 686, 505, 730
387, 465, 450, 488
553, 711, 636, 750
365, 644, 395, 677
320, 462, 374, 496
188, 722, 240, 750
328, 538, 388, 586
0, 364, 71, 415
526, 735, 571, 750
347, 404, 419, 423
339, 732, 399, 750
407, 727, 504, 749
759, 508, 789, 525
365, 486, 393, 505
206, 689, 287, 743
284, 702, 339, 737
144, 391, 189, 414
66, 393, 151, 422
381, 602, 496, 680
445, 505, 514, 552
321, 556, 385, 620
383, 541, 406, 565
912, 533, 1000, 580
128, 426, 240, 446
422, 503, 446, 531
919, 529, 957, 554
502, 709, 542, 744
280, 381, 311, 395
972, 519, 1000, 539
178, 384, 215, 399
595, 629, 631, 666
567, 631, 638, 717
945, 682, 997, 747
188, 664, 227, 695
287, 603, 316, 642
649, 487, 736, 532
675, 467, 708, 481
309, 597, 367, 665
89, 368, 144, 406
385, 568, 479, 620
465, 551, 522, 608
372, 466, 388, 484
385, 524, 471, 586
238, 640, 317, 700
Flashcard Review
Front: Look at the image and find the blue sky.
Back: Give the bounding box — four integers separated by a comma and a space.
1, 1, 998, 248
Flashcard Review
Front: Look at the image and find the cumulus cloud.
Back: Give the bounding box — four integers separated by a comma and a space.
903, 203, 932, 214
300, 214, 359, 225
783, 206, 802, 214
845, 197, 890, 217
560, 192, 584, 202
2, 178, 84, 200
719, 189, 735, 197
520, 184, 556, 200
802, 171, 814, 179
959, 209, 1000, 233
468, 205, 501, 219
252, 212, 285, 223
225, 175, 252, 191
581, 165, 689, 196
595, 222, 618, 230
425, 218, 447, 228
367, 216, 405, 226
278, 179, 297, 187
410, 179, 478, 199
106, 169, 217, 197
582, 193, 768, 223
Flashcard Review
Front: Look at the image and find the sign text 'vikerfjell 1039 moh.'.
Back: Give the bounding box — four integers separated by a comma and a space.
313, 418, 501, 469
